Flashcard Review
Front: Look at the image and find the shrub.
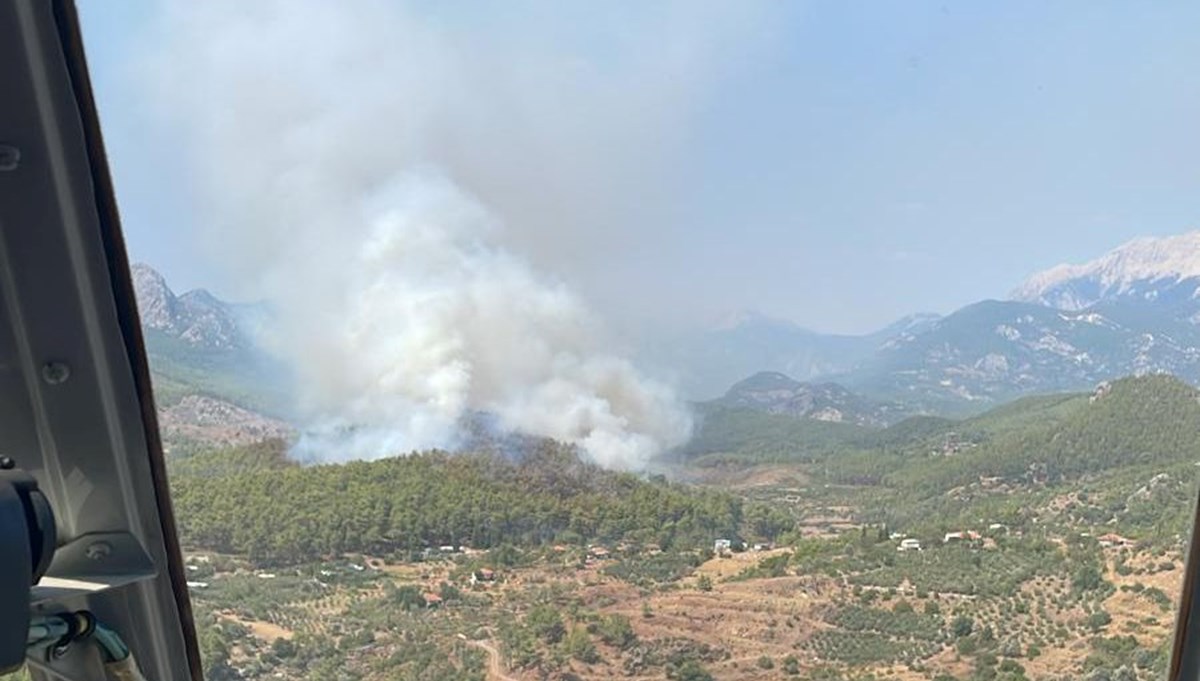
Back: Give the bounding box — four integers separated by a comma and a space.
565, 627, 599, 663
1072, 565, 1103, 593
667, 659, 713, 681
998, 659, 1024, 674
594, 614, 636, 649
1086, 611, 1112, 631
782, 655, 800, 675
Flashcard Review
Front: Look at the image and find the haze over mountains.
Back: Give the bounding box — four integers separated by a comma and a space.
681, 231, 1200, 416
133, 230, 1200, 445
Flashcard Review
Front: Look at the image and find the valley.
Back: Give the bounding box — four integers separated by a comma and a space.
171, 375, 1195, 681
128, 245, 1200, 681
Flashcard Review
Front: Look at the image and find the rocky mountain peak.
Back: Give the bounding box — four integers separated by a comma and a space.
131, 263, 246, 349
1012, 231, 1200, 310
131, 263, 179, 333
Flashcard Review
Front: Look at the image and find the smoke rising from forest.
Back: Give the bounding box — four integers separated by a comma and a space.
142, 0, 765, 466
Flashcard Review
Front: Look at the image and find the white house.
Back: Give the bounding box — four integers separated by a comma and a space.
898, 538, 922, 552
714, 539, 733, 554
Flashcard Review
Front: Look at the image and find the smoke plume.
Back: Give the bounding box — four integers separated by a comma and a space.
142, 0, 763, 467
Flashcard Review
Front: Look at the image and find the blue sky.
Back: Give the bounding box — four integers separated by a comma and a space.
78, 1, 1200, 335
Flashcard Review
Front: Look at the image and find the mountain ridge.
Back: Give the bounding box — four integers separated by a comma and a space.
1012, 231, 1200, 310
132, 262, 250, 350
715, 371, 905, 427
132, 263, 292, 427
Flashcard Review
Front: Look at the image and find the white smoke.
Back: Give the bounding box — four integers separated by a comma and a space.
274, 171, 693, 467
141, 0, 765, 467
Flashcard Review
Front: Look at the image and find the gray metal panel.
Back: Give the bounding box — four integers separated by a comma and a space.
0, 1, 198, 679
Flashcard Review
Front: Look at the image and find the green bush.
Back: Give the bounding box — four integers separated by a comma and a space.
594, 614, 636, 649
1086, 611, 1112, 631
782, 654, 800, 675
565, 627, 599, 664
998, 659, 1024, 674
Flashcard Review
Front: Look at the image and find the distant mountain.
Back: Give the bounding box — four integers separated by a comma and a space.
772, 232, 1200, 412
132, 264, 291, 420
653, 311, 941, 400
836, 298, 1200, 411
1012, 231, 1200, 312
132, 263, 252, 350
716, 371, 905, 427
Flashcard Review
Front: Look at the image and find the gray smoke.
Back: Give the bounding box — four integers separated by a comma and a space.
142, 0, 765, 467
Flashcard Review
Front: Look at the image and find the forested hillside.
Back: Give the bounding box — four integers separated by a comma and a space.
170, 440, 790, 565
685, 375, 1200, 543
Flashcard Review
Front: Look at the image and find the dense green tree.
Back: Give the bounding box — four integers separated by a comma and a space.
171, 441, 753, 565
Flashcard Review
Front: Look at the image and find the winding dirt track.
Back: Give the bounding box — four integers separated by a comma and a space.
469, 640, 520, 681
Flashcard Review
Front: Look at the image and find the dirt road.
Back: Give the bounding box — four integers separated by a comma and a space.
469, 639, 520, 681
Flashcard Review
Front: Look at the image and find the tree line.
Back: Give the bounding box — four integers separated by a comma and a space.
169, 439, 788, 565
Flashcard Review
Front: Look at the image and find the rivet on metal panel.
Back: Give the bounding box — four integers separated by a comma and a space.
0, 144, 19, 171
41, 361, 71, 385
85, 540, 113, 561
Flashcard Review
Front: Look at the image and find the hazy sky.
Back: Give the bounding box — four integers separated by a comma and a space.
79, 1, 1200, 335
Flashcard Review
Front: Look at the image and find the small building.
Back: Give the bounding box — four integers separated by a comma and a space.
714, 539, 733, 554
588, 546, 611, 560
439, 545, 458, 554
256, 572, 277, 579
752, 542, 773, 552
186, 581, 209, 590
898, 538, 922, 552
471, 568, 496, 585
423, 592, 443, 608
944, 530, 981, 544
